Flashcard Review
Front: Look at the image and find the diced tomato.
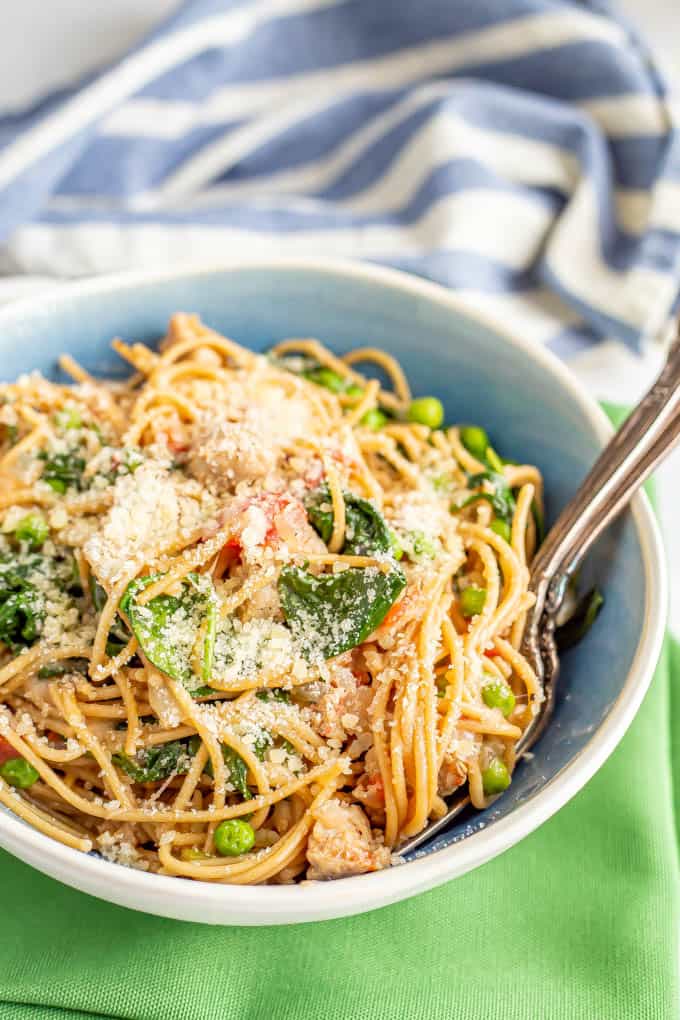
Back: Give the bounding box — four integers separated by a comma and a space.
216, 492, 325, 562
484, 648, 500, 659
0, 737, 18, 765
232, 493, 294, 546
301, 449, 358, 490
167, 439, 190, 455
302, 461, 324, 489
355, 772, 385, 811
212, 541, 241, 578
369, 774, 384, 800
379, 599, 403, 631
263, 494, 301, 546
329, 448, 353, 468
377, 586, 414, 633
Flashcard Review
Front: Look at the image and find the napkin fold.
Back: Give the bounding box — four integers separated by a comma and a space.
0, 1, 678, 1016
0, 409, 677, 1020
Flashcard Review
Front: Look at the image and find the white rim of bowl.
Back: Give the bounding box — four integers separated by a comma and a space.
0, 257, 668, 923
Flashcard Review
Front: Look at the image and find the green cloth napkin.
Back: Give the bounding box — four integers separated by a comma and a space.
0, 407, 677, 1020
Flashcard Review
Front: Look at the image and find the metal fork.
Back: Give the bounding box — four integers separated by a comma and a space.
400, 328, 680, 856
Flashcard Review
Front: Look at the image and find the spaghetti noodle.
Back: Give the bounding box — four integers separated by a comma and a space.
0, 313, 543, 883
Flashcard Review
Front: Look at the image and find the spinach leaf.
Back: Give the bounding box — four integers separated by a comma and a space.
255, 688, 291, 704
456, 471, 516, 526
38, 658, 89, 679
89, 576, 107, 613
0, 556, 46, 650
0, 550, 87, 651
253, 730, 274, 761
0, 555, 41, 588
278, 562, 406, 659
304, 488, 335, 544
90, 576, 128, 648
201, 597, 217, 684
38, 450, 86, 493
191, 685, 216, 698
115, 736, 254, 799
2, 423, 17, 447
306, 485, 393, 556
65, 555, 84, 596
223, 746, 251, 798
113, 740, 193, 783
279, 738, 303, 775
0, 587, 44, 648
556, 587, 604, 652
189, 736, 252, 799
120, 573, 217, 689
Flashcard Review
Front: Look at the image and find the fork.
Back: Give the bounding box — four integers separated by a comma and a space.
400, 328, 680, 856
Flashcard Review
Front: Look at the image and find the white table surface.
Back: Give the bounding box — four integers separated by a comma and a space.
0, 0, 678, 628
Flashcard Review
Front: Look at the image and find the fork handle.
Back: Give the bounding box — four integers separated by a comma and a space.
401, 330, 680, 858
529, 327, 680, 617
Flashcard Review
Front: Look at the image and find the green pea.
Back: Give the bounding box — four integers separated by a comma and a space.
389, 530, 403, 560
490, 518, 511, 542
361, 408, 388, 431
481, 758, 511, 796
407, 396, 444, 429
460, 586, 487, 618
459, 425, 489, 460
45, 478, 67, 494
55, 407, 82, 430
431, 473, 452, 493
214, 818, 256, 857
482, 679, 516, 717
345, 384, 364, 400
304, 367, 347, 393
0, 757, 39, 788
13, 513, 49, 550
485, 446, 504, 472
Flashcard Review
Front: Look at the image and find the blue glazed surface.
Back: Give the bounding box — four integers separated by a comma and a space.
0, 266, 648, 860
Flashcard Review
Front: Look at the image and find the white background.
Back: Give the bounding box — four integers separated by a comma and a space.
0, 1, 678, 623
0, 1, 674, 112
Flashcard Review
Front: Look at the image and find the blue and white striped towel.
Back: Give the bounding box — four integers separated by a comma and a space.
0, 0, 678, 361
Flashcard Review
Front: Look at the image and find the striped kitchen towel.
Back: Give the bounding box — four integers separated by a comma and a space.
0, 0, 678, 359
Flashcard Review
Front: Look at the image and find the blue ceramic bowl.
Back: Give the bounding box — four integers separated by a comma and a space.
0, 260, 666, 925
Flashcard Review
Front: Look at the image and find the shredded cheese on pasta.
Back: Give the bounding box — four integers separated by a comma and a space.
0, 314, 542, 883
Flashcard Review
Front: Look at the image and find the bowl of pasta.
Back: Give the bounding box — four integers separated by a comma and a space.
0, 259, 666, 924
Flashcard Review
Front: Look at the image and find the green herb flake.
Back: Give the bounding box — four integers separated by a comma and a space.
255, 688, 291, 704
38, 450, 86, 493
113, 740, 193, 783
454, 471, 516, 528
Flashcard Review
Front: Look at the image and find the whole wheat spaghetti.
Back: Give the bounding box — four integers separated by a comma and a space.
0, 313, 544, 883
